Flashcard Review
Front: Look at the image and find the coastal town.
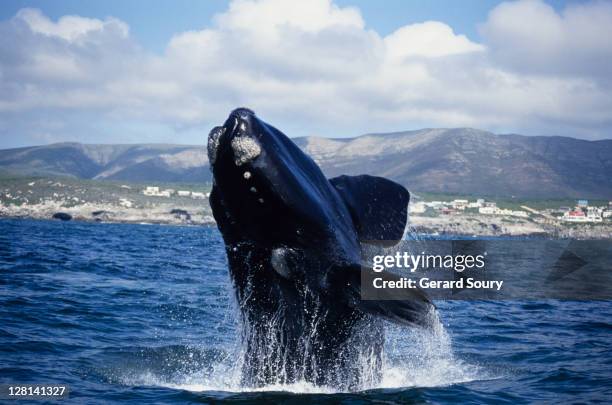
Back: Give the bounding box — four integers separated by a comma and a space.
142, 186, 209, 200
408, 196, 612, 238
409, 198, 612, 223
0, 176, 610, 238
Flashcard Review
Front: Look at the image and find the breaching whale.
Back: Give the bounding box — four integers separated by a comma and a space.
208, 108, 433, 390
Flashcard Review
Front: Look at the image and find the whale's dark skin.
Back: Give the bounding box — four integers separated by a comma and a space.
208, 108, 432, 389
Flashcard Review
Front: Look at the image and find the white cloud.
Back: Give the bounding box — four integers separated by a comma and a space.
385, 21, 484, 61
480, 0, 612, 79
216, 0, 364, 34
16, 8, 128, 41
1, 0, 611, 147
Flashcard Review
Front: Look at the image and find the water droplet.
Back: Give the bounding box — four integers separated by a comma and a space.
250, 187, 257, 193
243, 171, 251, 179
258, 198, 264, 203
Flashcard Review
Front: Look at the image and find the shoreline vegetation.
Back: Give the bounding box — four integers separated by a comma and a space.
1, 175, 610, 239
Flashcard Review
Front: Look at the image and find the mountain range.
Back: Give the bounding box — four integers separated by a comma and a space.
1, 128, 611, 198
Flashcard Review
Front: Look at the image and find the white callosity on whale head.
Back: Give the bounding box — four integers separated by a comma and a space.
231, 136, 261, 166
207, 126, 225, 166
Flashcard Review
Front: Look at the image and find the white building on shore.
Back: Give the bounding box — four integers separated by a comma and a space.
409, 202, 426, 214
560, 201, 606, 223
143, 186, 159, 196
451, 199, 469, 210
479, 206, 528, 218
143, 186, 174, 197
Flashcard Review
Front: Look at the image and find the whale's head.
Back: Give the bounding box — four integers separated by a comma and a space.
208, 108, 354, 248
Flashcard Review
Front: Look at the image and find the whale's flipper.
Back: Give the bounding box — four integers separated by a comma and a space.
356, 268, 434, 328
330, 175, 409, 244
327, 175, 431, 325
331, 263, 434, 328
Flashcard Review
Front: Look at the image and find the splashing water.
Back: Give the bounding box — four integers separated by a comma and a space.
109, 227, 491, 394
111, 308, 490, 394
380, 311, 487, 389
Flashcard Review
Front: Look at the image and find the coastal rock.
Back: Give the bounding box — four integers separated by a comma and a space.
170, 208, 191, 221
52, 212, 72, 221
91, 210, 112, 222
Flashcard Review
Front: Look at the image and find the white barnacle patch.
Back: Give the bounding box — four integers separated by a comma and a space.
243, 171, 252, 179
207, 127, 225, 166
231, 136, 261, 166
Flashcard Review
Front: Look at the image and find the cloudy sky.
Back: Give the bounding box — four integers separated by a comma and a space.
1, 0, 611, 148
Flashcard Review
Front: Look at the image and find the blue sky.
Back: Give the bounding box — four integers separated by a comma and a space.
0, 0, 610, 148
0, 0, 578, 52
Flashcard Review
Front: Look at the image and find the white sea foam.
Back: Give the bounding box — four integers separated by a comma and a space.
118, 311, 495, 395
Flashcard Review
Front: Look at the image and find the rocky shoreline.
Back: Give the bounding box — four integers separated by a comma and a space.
2, 202, 611, 238
2, 176, 609, 237
409, 214, 612, 239
0, 201, 215, 226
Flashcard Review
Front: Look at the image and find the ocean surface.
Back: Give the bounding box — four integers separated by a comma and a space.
1, 218, 610, 404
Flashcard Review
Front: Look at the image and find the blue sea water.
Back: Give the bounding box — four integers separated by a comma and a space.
0, 218, 611, 404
